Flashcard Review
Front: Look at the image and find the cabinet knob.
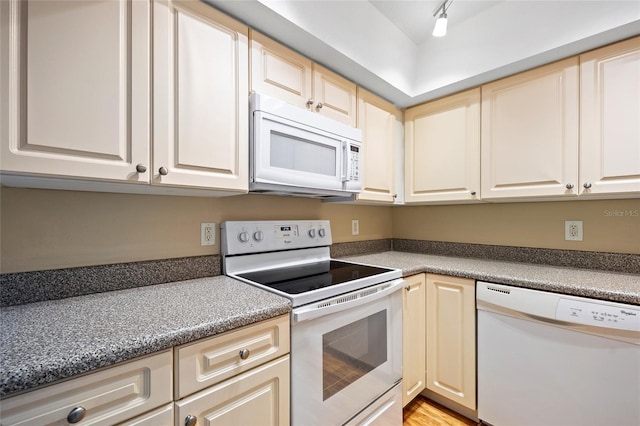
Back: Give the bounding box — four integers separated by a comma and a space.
185, 415, 198, 426
583, 182, 592, 189
306, 98, 314, 107
67, 406, 87, 424
158, 166, 168, 176
135, 164, 147, 173
239, 348, 250, 360
315, 102, 324, 111
393, 193, 398, 199
470, 190, 477, 196
566, 183, 574, 190
405, 286, 411, 291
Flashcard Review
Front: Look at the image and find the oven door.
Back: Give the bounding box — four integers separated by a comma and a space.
290, 279, 404, 425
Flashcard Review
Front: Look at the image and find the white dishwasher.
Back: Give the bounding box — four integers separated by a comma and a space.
477, 281, 640, 426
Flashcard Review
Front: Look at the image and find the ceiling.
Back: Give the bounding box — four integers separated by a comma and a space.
208, 0, 640, 107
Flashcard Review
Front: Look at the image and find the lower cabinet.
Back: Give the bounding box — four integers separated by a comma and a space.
0, 315, 291, 426
402, 273, 426, 406
425, 274, 476, 411
175, 356, 289, 426
0, 350, 174, 426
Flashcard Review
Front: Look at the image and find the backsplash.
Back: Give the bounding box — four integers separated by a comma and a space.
0, 255, 219, 307
2, 239, 637, 307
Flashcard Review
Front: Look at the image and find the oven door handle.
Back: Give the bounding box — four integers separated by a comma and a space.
292, 278, 405, 324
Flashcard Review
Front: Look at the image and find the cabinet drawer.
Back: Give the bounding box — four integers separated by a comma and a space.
0, 350, 173, 426
175, 314, 290, 398
175, 355, 290, 426
117, 403, 173, 426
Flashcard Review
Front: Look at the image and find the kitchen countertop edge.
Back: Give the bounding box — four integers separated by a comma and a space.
342, 251, 640, 305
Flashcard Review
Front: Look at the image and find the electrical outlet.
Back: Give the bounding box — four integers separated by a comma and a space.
352, 219, 359, 236
201, 223, 216, 246
565, 221, 583, 241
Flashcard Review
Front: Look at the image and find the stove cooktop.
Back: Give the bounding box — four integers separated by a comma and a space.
236, 260, 394, 295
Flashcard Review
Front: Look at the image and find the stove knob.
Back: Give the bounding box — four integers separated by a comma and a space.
308, 229, 316, 238
238, 231, 250, 243
253, 231, 264, 241
318, 228, 326, 238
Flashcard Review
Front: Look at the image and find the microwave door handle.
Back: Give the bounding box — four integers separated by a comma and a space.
341, 140, 348, 182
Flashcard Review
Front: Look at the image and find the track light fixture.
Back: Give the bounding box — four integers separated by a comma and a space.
432, 0, 452, 37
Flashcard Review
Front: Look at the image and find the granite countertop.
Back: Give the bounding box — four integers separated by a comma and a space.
343, 251, 640, 305
0, 276, 291, 398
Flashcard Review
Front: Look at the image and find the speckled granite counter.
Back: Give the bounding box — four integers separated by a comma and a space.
0, 276, 291, 398
342, 251, 640, 305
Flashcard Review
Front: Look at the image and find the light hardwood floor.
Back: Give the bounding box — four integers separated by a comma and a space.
403, 396, 477, 426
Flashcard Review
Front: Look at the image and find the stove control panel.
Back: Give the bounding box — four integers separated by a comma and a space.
221, 220, 332, 255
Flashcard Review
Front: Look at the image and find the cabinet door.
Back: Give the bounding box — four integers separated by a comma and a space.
1, 351, 173, 426
481, 58, 579, 200
356, 88, 399, 203
405, 89, 480, 203
153, 0, 248, 192
580, 36, 640, 197
312, 64, 357, 126
426, 274, 475, 410
175, 355, 290, 426
250, 30, 313, 108
402, 274, 426, 407
0, 0, 150, 182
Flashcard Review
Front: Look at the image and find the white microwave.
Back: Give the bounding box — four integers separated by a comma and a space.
249, 92, 362, 198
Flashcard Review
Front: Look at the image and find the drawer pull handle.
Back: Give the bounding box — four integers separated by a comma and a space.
185, 414, 198, 426
135, 164, 147, 173
239, 348, 250, 360
67, 406, 87, 424
158, 166, 168, 176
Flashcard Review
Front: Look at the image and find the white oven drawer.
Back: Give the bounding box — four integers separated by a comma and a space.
174, 314, 290, 399
1, 350, 173, 426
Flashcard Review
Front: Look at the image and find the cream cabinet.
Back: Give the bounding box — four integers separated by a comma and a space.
356, 88, 401, 203
250, 31, 357, 126
481, 58, 579, 200
174, 314, 290, 426
580, 36, 640, 197
175, 356, 290, 426
0, 0, 151, 183
0, 351, 173, 426
152, 0, 248, 192
425, 274, 476, 411
402, 273, 426, 407
117, 404, 174, 426
1, 0, 248, 195
405, 89, 481, 204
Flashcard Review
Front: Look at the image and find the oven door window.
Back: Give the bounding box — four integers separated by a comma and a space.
323, 310, 387, 400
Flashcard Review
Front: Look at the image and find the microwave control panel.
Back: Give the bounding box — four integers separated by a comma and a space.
348, 144, 361, 181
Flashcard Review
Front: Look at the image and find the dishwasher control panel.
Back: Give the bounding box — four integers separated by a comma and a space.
556, 298, 640, 332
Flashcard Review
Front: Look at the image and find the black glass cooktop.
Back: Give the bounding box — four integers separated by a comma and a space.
237, 260, 393, 295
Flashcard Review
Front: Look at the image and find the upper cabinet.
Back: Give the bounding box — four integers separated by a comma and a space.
405, 89, 480, 204
153, 0, 248, 192
356, 88, 402, 203
250, 31, 357, 127
579, 36, 640, 197
1, 0, 248, 195
480, 58, 580, 200
0, 0, 152, 183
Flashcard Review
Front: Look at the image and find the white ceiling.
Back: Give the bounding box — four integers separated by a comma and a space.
208, 0, 640, 107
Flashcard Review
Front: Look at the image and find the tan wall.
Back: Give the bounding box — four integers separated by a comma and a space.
393, 199, 640, 254
0, 188, 392, 273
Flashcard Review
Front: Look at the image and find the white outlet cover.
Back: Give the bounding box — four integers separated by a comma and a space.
352, 219, 359, 236
565, 220, 583, 241
201, 223, 216, 246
